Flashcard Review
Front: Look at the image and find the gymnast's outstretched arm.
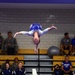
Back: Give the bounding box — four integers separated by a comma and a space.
14, 31, 34, 37
39, 24, 57, 35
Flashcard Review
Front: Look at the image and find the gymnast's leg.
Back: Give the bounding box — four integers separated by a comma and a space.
38, 24, 57, 35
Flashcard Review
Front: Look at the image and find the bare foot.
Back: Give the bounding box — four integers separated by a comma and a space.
51, 25, 57, 29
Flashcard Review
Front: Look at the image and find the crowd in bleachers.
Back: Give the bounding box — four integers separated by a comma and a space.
0, 57, 25, 75
0, 31, 27, 75
0, 31, 75, 75
54, 55, 73, 75
0, 31, 18, 55
54, 32, 75, 75
60, 32, 75, 55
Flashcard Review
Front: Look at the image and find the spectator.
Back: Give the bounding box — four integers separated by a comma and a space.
15, 62, 26, 75
73, 73, 75, 75
12, 57, 19, 71
2, 63, 12, 75
60, 32, 72, 55
54, 64, 63, 75
61, 55, 73, 75
0, 33, 4, 49
0, 65, 2, 75
0, 33, 4, 53
73, 69, 75, 75
4, 31, 18, 55
1, 59, 10, 70
71, 36, 75, 55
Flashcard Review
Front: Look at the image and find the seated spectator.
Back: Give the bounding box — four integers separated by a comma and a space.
73, 73, 75, 75
54, 64, 63, 75
1, 59, 10, 70
73, 70, 75, 75
12, 57, 19, 71
15, 62, 26, 75
60, 32, 72, 55
61, 55, 73, 75
4, 31, 18, 55
2, 63, 12, 75
71, 37, 75, 55
0, 33, 4, 54
0, 33, 4, 49
0, 65, 2, 75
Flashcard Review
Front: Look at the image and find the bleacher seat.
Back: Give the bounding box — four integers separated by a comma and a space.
18, 49, 47, 54
0, 55, 24, 65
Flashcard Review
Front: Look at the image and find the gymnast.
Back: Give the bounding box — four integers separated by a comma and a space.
14, 23, 57, 53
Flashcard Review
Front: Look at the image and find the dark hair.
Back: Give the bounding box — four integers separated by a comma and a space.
54, 64, 60, 69
14, 57, 19, 61
65, 55, 69, 58
64, 32, 68, 36
5, 59, 9, 63
5, 63, 9, 65
19, 62, 22, 64
8, 31, 12, 34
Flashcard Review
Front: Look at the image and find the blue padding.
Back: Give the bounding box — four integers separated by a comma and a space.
0, 0, 75, 4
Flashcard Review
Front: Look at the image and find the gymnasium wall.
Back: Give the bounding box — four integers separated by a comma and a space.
0, 8, 75, 49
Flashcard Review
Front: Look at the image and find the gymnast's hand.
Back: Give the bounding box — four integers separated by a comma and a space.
14, 32, 19, 37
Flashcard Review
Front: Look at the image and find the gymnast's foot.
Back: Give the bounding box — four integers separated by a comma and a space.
51, 24, 57, 29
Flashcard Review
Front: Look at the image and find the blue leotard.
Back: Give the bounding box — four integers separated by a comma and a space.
29, 23, 42, 31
